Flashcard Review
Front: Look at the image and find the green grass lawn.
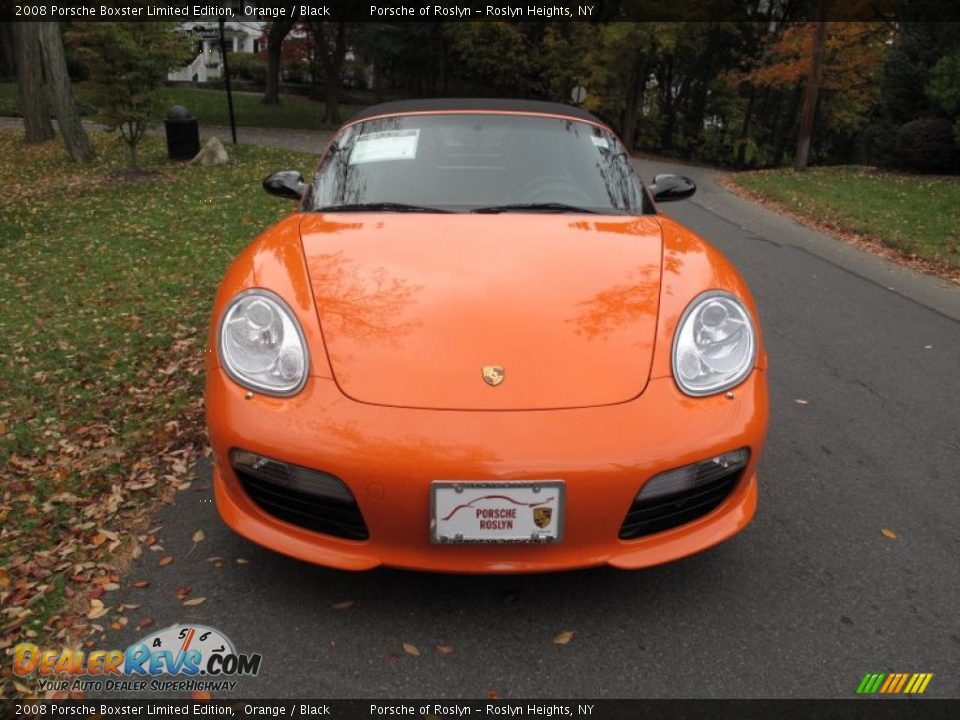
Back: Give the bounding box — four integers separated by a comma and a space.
730, 166, 960, 271
0, 81, 363, 131
0, 129, 314, 684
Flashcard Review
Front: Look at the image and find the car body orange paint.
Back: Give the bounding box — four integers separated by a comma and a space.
205, 106, 768, 573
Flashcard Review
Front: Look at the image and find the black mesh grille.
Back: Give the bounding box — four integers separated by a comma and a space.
618, 467, 743, 540
235, 467, 369, 541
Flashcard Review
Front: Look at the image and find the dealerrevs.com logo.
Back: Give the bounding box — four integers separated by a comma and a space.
13, 624, 261, 693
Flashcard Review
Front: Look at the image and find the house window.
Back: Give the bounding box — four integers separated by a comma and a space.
253, 39, 260, 53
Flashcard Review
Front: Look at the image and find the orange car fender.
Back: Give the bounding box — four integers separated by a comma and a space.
206, 213, 334, 380
649, 216, 768, 380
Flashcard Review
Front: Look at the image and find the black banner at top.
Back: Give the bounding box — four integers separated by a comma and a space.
4, 0, 960, 22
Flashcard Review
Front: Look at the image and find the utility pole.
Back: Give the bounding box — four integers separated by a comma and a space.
218, 20, 237, 145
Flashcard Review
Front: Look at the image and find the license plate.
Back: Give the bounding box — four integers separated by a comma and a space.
430, 481, 565, 544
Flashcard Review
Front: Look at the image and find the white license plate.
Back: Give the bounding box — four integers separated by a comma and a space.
430, 481, 565, 544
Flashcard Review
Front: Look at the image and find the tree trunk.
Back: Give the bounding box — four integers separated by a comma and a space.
12, 22, 53, 144
794, 15, 829, 171
737, 85, 756, 166
775, 82, 804, 166
37, 22, 94, 163
317, 22, 346, 126
621, 51, 646, 152
659, 58, 676, 151
263, 19, 295, 105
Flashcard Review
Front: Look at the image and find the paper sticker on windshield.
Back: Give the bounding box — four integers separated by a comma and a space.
350, 129, 420, 164
591, 136, 609, 149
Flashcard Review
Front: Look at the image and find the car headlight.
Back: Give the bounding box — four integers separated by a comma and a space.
218, 289, 308, 396
672, 290, 757, 397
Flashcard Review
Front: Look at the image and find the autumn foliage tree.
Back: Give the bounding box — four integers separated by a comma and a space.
68, 23, 189, 169
739, 22, 889, 168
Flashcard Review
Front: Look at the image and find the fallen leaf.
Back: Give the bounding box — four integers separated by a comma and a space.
794, 398, 809, 405
435, 644, 455, 654
87, 599, 109, 620
110, 616, 129, 631
102, 582, 120, 591
553, 630, 574, 645
191, 690, 212, 701
192, 529, 205, 543
0, 568, 9, 590
138, 617, 155, 629
487, 690, 500, 699
881, 528, 898, 540
402, 643, 420, 656
332, 600, 354, 610
183, 597, 206, 606
175, 586, 191, 600
132, 580, 150, 589
235, 558, 249, 564
158, 556, 174, 567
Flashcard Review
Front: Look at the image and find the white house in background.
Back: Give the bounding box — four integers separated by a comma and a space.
168, 21, 266, 83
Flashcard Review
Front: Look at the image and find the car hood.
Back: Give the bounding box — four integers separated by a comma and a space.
299, 213, 663, 410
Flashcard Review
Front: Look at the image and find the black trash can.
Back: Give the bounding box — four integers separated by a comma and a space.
164, 105, 200, 161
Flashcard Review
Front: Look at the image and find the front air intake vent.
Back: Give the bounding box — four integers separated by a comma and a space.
619, 449, 748, 540
231, 450, 369, 540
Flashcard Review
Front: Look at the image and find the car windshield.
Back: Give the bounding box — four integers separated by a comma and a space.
306, 113, 648, 215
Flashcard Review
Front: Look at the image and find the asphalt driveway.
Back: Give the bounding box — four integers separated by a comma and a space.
92, 150, 960, 699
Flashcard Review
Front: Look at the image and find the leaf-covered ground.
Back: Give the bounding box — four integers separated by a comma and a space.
726, 166, 960, 280
0, 129, 312, 697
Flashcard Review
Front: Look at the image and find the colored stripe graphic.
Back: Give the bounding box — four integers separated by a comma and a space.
857, 673, 885, 694
857, 672, 932, 694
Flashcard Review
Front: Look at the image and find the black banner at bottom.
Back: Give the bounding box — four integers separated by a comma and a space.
3, 700, 960, 720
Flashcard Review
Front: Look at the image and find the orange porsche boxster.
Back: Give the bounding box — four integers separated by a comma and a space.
205, 99, 768, 573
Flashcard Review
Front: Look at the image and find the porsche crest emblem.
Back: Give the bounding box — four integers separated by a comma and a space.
533, 506, 552, 529
482, 365, 505, 387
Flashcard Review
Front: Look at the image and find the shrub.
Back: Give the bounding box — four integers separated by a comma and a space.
893, 116, 960, 172
228, 53, 267, 84
68, 23, 191, 168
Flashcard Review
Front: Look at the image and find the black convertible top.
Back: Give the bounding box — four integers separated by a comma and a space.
348, 98, 605, 125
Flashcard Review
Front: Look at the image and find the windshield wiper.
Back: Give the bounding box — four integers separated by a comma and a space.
471, 202, 603, 214
314, 202, 452, 213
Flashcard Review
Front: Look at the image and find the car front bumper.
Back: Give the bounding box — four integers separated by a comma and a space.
206, 370, 767, 573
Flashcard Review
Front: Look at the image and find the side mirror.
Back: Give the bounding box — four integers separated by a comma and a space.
263, 170, 305, 200
649, 174, 696, 202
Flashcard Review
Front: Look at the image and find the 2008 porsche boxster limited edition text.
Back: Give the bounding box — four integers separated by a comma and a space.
204, 99, 769, 573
